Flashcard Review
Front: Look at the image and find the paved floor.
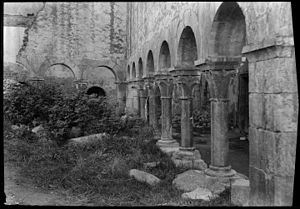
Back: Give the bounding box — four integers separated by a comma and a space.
172, 129, 249, 177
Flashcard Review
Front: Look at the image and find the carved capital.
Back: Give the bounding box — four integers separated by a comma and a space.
156, 77, 174, 97
204, 69, 236, 99
174, 75, 201, 98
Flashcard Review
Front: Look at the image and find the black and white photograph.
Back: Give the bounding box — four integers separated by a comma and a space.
3, 2, 297, 206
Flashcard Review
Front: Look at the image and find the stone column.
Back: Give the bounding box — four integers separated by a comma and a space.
204, 60, 239, 177
160, 96, 173, 141
139, 89, 147, 120
155, 77, 179, 148
170, 68, 207, 170
210, 98, 230, 167
133, 91, 140, 115
179, 96, 193, 149
147, 84, 160, 139
144, 77, 160, 139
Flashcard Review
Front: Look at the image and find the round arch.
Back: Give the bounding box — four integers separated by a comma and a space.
127, 65, 130, 80
177, 26, 198, 66
132, 62, 136, 78
45, 63, 76, 78
94, 65, 118, 82
39, 59, 80, 79
86, 86, 106, 97
146, 50, 154, 75
209, 2, 246, 57
138, 58, 143, 78
159, 41, 171, 70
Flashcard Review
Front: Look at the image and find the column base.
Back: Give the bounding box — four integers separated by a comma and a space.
204, 165, 236, 178
171, 148, 207, 170
156, 139, 179, 147
156, 139, 180, 157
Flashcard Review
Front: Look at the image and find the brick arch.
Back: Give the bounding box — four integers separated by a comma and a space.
39, 58, 81, 79
209, 2, 246, 58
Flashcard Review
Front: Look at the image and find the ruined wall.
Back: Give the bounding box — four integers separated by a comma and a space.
16, 2, 127, 84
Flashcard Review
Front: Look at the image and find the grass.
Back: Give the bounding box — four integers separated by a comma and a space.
4, 119, 232, 206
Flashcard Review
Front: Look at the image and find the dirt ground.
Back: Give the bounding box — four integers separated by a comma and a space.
4, 163, 90, 206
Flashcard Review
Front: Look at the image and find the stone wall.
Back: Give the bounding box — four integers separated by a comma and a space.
15, 2, 127, 84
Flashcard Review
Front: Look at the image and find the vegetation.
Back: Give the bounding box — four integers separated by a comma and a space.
4, 79, 231, 206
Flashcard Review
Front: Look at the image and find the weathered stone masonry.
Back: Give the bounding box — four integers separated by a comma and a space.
4, 2, 128, 112
125, 2, 297, 206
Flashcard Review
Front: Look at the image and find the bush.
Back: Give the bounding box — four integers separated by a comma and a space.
193, 109, 211, 129
4, 79, 140, 144
4, 81, 63, 127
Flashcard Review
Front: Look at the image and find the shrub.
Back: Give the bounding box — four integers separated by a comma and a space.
4, 81, 63, 127
4, 79, 139, 144
193, 109, 211, 129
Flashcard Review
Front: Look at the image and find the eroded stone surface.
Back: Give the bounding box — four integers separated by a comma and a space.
181, 187, 214, 201
129, 169, 161, 186
172, 170, 226, 195
159, 146, 180, 157
68, 133, 108, 144
171, 150, 207, 170
231, 179, 250, 206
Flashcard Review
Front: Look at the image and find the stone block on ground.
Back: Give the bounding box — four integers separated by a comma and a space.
143, 162, 160, 169
32, 125, 45, 134
11, 125, 20, 130
182, 187, 215, 201
129, 169, 161, 186
172, 170, 226, 195
231, 178, 250, 206
68, 133, 108, 144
